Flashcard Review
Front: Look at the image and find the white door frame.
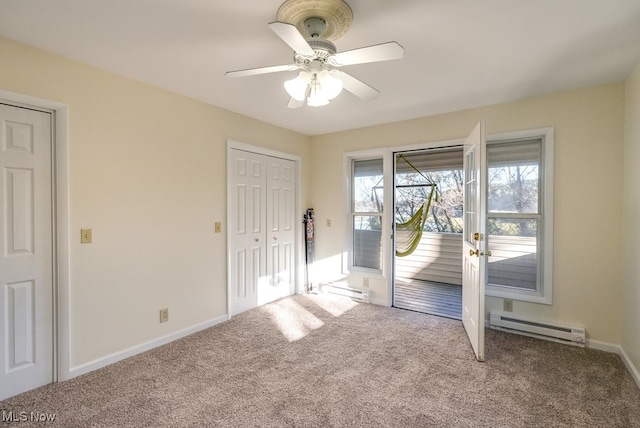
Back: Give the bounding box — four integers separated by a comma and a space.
226, 140, 302, 316
387, 138, 463, 308
0, 89, 71, 382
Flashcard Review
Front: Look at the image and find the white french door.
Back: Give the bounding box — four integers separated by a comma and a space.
461, 121, 487, 362
0, 103, 54, 399
228, 147, 296, 316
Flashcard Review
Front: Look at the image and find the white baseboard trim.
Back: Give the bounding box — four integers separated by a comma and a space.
69, 315, 229, 379
370, 297, 388, 306
587, 339, 640, 389
620, 347, 640, 389
586, 339, 620, 354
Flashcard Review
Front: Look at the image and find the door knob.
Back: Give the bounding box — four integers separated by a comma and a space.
470, 249, 492, 257
273, 236, 278, 240
254, 238, 259, 242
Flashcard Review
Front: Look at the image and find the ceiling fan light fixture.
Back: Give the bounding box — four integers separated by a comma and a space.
286, 69, 343, 106
227, 0, 404, 109
284, 71, 311, 101
320, 69, 343, 100
307, 74, 330, 107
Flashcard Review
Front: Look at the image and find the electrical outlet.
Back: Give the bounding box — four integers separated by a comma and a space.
159, 308, 169, 323
503, 299, 513, 312
363, 278, 369, 288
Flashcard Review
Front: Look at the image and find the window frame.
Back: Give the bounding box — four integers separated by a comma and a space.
344, 150, 390, 277
485, 128, 554, 304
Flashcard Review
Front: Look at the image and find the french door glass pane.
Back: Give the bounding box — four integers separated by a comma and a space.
464, 149, 475, 245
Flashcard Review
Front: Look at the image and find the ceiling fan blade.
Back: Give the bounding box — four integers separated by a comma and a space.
330, 42, 404, 67
334, 71, 380, 101
287, 97, 304, 109
268, 21, 315, 56
225, 64, 298, 78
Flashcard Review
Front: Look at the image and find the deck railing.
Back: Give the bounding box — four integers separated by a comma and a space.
394, 233, 537, 290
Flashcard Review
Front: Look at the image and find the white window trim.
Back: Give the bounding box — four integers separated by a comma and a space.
343, 129, 553, 307
344, 149, 391, 280
485, 127, 554, 304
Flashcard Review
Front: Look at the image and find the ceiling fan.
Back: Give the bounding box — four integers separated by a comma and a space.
225, 0, 404, 108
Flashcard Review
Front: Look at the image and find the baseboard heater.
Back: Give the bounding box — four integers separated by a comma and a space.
322, 283, 370, 303
489, 311, 586, 347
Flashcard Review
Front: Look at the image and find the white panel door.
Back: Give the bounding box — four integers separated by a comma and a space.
228, 150, 266, 316
228, 149, 297, 316
0, 103, 54, 400
462, 121, 487, 362
263, 157, 295, 305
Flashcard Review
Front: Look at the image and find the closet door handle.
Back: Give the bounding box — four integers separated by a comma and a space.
273, 236, 278, 240
254, 238, 259, 242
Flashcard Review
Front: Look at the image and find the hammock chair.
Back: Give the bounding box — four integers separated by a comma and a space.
395, 155, 439, 257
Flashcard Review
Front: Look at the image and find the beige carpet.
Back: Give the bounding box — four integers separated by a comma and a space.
1, 293, 639, 427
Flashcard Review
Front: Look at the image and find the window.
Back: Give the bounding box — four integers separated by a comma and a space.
351, 158, 383, 270
485, 131, 553, 304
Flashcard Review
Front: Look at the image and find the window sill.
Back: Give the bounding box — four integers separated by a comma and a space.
486, 285, 552, 305
347, 266, 384, 278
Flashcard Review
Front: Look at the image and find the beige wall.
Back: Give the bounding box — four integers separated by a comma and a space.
310, 84, 625, 344
623, 63, 640, 374
0, 37, 311, 368
1, 33, 634, 374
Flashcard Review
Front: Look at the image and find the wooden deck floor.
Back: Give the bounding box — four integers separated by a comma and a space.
394, 278, 462, 320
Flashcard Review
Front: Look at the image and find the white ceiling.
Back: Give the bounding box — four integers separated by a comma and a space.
2, 0, 640, 136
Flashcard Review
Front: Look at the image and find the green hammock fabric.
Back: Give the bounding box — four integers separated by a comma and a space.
395, 201, 429, 257
395, 185, 437, 257
395, 155, 439, 257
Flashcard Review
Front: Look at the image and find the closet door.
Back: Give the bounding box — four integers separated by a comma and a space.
228, 148, 296, 316
0, 104, 54, 400
263, 157, 295, 305
228, 150, 266, 315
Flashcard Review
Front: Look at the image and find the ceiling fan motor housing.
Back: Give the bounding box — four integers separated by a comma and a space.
304, 17, 327, 38
225, 0, 402, 107
295, 38, 336, 65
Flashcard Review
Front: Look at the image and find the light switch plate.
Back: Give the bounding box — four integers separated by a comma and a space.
215, 222, 222, 233
80, 228, 92, 244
